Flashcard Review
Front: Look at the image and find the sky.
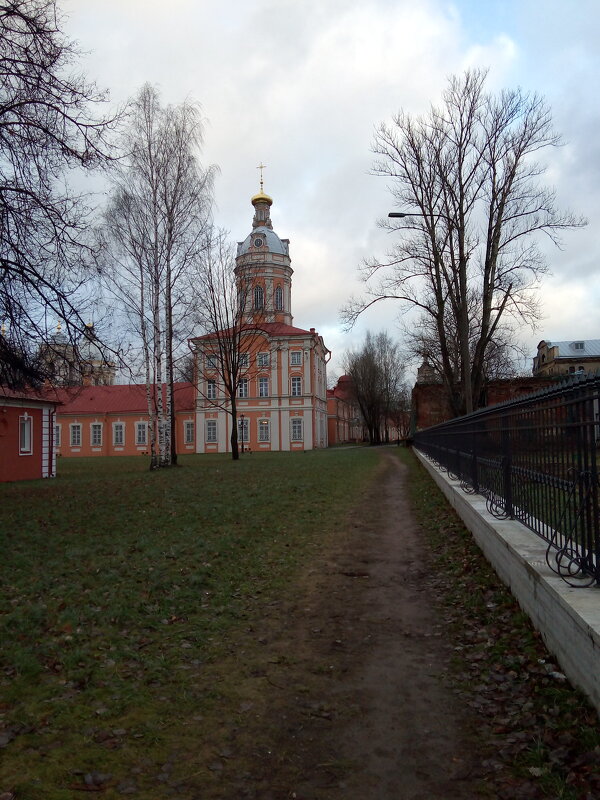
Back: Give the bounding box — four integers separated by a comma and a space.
62, 0, 600, 382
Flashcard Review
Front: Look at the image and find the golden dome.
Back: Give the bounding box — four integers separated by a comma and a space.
251, 190, 273, 206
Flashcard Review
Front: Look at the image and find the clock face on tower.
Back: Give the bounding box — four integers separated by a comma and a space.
254, 237, 264, 247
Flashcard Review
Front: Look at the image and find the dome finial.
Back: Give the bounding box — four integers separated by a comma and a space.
257, 161, 266, 193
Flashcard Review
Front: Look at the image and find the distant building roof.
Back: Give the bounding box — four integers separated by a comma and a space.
542, 339, 600, 358
328, 375, 355, 402
46, 382, 195, 414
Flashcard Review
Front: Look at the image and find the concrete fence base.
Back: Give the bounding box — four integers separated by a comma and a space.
413, 448, 600, 716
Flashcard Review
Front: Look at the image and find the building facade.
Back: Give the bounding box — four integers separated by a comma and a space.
0, 388, 57, 482
532, 339, 600, 377
51, 383, 195, 458
327, 375, 362, 445
191, 187, 330, 453
39, 323, 116, 386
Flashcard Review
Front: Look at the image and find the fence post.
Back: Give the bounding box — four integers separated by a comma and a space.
470, 424, 479, 492
501, 413, 513, 518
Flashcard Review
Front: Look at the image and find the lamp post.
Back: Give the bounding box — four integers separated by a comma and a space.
388, 212, 443, 218
240, 414, 245, 454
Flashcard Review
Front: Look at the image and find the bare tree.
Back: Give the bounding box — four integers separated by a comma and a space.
100, 84, 215, 468
344, 331, 406, 445
189, 228, 267, 461
0, 0, 119, 388
342, 69, 585, 416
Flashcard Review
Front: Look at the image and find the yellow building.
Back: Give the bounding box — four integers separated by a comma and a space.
532, 339, 600, 377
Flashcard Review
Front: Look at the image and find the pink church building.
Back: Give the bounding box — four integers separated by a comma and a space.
190, 187, 330, 453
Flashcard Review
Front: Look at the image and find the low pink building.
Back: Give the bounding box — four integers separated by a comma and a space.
50, 383, 196, 457
327, 375, 361, 445
0, 388, 57, 482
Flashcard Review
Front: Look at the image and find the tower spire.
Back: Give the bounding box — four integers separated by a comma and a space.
251, 163, 273, 229
257, 161, 266, 193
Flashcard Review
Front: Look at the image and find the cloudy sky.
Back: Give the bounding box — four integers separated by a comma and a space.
62, 0, 600, 380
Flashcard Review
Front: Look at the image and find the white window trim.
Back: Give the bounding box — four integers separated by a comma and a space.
257, 352, 269, 368
112, 421, 125, 446
290, 350, 302, 366
207, 379, 217, 400
275, 285, 283, 311
291, 418, 303, 441
54, 423, 61, 447
184, 420, 194, 444
258, 376, 269, 397
238, 378, 249, 398
205, 419, 217, 443
135, 421, 148, 446
90, 422, 103, 447
70, 423, 82, 447
238, 417, 249, 442
258, 418, 270, 442
291, 376, 302, 396
239, 353, 249, 368
19, 414, 33, 455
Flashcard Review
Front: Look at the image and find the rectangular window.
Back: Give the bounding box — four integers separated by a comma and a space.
258, 419, 270, 442
239, 353, 249, 368
54, 423, 61, 447
207, 379, 217, 400
291, 376, 302, 396
91, 423, 102, 447
113, 422, 124, 446
238, 378, 249, 398
206, 353, 218, 369
184, 420, 194, 444
135, 421, 147, 446
257, 352, 269, 368
70, 423, 82, 447
258, 377, 269, 397
290, 350, 302, 366
205, 419, 217, 443
19, 415, 32, 455
238, 417, 249, 442
291, 418, 303, 441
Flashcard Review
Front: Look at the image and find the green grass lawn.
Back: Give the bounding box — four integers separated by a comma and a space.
0, 449, 380, 799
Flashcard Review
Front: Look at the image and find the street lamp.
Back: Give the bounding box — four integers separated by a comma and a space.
240, 414, 245, 454
388, 212, 443, 218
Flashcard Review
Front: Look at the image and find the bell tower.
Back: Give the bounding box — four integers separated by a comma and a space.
235, 171, 293, 327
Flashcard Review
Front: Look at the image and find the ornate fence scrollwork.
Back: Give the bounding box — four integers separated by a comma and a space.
413, 375, 600, 588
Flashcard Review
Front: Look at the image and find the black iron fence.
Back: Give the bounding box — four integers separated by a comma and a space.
413, 374, 600, 587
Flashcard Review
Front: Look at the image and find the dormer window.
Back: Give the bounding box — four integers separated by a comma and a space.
574, 341, 584, 350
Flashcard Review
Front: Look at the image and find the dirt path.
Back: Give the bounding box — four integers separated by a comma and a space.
213, 451, 489, 799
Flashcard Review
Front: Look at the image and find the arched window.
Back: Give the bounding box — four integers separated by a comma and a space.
274, 286, 283, 311
254, 285, 264, 310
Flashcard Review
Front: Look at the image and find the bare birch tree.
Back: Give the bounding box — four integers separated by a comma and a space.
342, 69, 585, 416
0, 0, 118, 388
100, 84, 215, 468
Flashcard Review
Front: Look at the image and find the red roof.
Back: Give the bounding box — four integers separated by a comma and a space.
191, 321, 316, 342
329, 375, 355, 402
45, 382, 195, 414
0, 386, 58, 406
